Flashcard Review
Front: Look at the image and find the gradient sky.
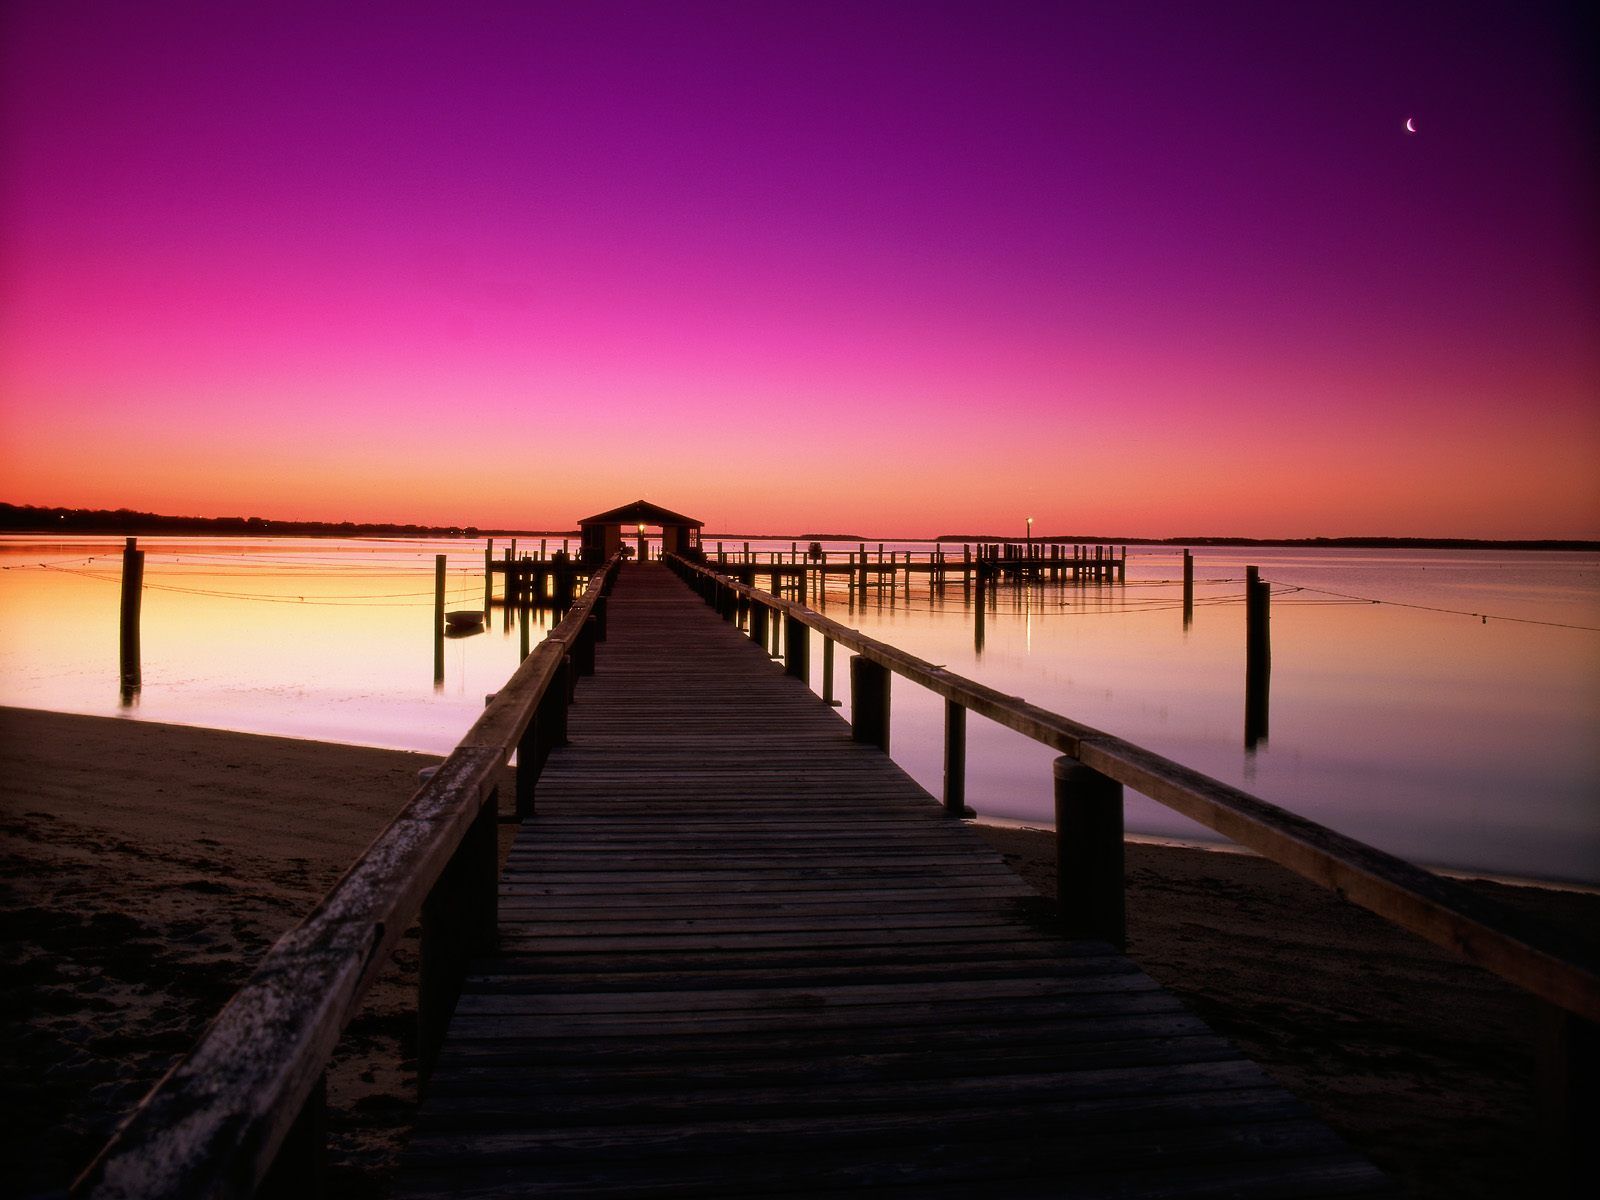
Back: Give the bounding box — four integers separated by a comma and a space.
3, 1, 1596, 538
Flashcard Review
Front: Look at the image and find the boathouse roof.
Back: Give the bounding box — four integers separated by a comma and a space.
577, 500, 703, 528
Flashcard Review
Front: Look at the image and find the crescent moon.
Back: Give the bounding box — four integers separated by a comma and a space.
1405, 117, 1417, 133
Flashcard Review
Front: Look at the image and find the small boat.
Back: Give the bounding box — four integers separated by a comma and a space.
445, 609, 484, 631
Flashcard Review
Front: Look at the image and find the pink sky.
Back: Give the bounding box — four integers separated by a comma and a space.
3, 1, 1596, 538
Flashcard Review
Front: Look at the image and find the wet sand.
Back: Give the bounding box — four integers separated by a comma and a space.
3, 706, 1594, 1198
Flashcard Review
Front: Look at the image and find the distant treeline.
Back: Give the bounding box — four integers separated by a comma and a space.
4, 505, 1593, 551
0, 504, 574, 539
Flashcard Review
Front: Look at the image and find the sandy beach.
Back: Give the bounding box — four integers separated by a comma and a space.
3, 706, 1595, 1199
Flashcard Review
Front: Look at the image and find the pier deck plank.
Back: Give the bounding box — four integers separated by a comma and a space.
394, 563, 1384, 1198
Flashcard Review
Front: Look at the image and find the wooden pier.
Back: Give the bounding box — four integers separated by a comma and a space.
75, 539, 1599, 1200
392, 563, 1383, 1197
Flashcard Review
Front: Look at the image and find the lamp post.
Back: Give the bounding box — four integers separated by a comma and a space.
637, 523, 646, 561
1026, 516, 1033, 560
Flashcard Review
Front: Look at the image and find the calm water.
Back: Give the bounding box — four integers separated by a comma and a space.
3, 535, 1597, 884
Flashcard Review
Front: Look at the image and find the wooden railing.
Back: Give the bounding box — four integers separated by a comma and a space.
72, 553, 624, 1200
668, 552, 1598, 1185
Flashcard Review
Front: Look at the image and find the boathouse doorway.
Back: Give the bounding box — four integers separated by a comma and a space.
577, 500, 704, 566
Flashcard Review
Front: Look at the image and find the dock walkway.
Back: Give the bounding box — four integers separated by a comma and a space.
395, 563, 1383, 1198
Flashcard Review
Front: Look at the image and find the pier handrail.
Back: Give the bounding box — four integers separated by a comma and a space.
73, 552, 624, 1200
667, 553, 1600, 1025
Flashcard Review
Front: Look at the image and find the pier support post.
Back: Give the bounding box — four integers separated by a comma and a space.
1053, 756, 1125, 949
784, 614, 809, 684
943, 701, 967, 817
119, 537, 144, 697
849, 655, 891, 751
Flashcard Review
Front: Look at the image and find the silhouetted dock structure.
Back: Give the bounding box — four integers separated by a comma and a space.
391, 563, 1382, 1197
77, 508, 1598, 1200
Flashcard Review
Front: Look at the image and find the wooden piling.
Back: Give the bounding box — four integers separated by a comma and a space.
1053, 756, 1125, 949
849, 655, 890, 751
433, 555, 446, 685
1245, 566, 1271, 747
1182, 549, 1194, 628
119, 537, 144, 693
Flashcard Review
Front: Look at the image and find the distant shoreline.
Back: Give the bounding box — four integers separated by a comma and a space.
4, 503, 1595, 551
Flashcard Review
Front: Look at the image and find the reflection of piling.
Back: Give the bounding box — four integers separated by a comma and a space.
433, 554, 446, 685
119, 537, 144, 696
1245, 566, 1271, 748
1182, 549, 1194, 628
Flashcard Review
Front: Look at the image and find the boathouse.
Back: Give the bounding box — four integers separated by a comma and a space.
577, 498, 703, 564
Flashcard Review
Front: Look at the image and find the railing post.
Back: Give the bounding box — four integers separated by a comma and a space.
750, 601, 768, 649
784, 614, 809, 683
573, 616, 597, 677
822, 637, 838, 705
1539, 1002, 1599, 1197
515, 699, 543, 819
535, 657, 570, 762
418, 791, 499, 1087
258, 1074, 326, 1200
1053, 756, 1125, 949
849, 655, 890, 751
943, 700, 966, 817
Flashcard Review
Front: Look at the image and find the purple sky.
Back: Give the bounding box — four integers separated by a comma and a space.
3, 1, 1596, 536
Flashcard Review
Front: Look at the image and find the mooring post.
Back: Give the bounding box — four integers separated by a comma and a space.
943, 700, 967, 817
433, 554, 446, 685
1182, 549, 1194, 628
784, 614, 809, 683
849, 655, 891, 751
1245, 566, 1271, 747
119, 536, 144, 695
1053, 756, 1125, 949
